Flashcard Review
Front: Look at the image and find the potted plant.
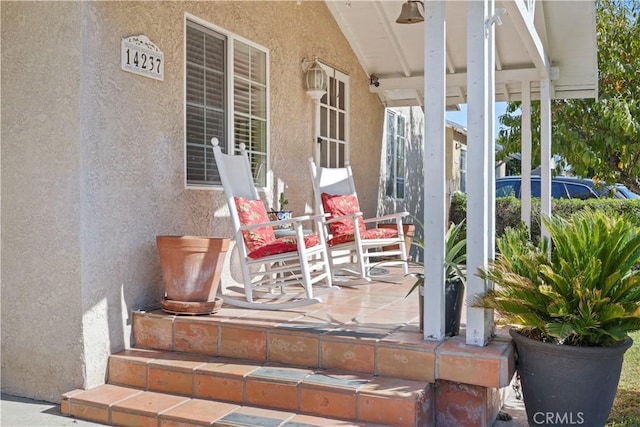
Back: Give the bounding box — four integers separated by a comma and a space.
156, 235, 230, 314
268, 192, 292, 229
473, 209, 639, 426
406, 219, 466, 336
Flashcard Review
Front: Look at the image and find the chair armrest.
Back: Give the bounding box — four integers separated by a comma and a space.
362, 211, 410, 224
239, 221, 280, 231
324, 212, 363, 226
272, 213, 329, 227
267, 214, 311, 228
308, 213, 331, 221
239, 214, 325, 231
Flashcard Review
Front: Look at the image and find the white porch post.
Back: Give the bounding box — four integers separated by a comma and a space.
466, 0, 494, 346
521, 81, 532, 231
422, 0, 447, 341
486, 0, 496, 268
540, 78, 552, 239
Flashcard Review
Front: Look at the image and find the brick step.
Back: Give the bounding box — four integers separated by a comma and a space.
132, 308, 514, 388
63, 282, 516, 426
132, 308, 437, 382
62, 383, 397, 426
89, 348, 432, 426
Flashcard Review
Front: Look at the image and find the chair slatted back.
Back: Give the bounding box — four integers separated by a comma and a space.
212, 139, 262, 252
309, 161, 358, 215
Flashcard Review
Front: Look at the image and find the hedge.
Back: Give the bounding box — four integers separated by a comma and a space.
449, 192, 640, 241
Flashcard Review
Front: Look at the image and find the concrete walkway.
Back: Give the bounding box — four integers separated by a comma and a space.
494, 380, 529, 427
1, 393, 103, 426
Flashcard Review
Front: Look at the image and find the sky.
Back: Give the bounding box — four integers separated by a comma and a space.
445, 102, 508, 132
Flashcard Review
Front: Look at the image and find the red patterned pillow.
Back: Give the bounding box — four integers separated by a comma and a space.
327, 227, 397, 246
321, 193, 366, 236
233, 197, 276, 253
247, 234, 320, 259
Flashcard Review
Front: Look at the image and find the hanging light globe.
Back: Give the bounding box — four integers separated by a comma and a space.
305, 59, 328, 101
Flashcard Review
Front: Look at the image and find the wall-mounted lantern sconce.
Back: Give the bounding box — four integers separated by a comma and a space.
302, 57, 328, 101
396, 1, 424, 24
302, 57, 328, 150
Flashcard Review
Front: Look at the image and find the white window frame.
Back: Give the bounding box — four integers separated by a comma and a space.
315, 63, 349, 168
460, 146, 467, 193
384, 109, 406, 200
184, 14, 270, 190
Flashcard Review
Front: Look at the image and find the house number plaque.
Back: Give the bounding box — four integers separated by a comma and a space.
121, 35, 164, 81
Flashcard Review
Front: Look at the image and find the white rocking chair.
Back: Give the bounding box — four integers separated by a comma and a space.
309, 159, 410, 280
212, 138, 336, 309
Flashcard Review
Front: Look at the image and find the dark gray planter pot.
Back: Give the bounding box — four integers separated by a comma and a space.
418, 279, 465, 336
509, 328, 633, 426
444, 278, 465, 336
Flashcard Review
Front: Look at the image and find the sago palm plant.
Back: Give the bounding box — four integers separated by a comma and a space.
476, 209, 640, 347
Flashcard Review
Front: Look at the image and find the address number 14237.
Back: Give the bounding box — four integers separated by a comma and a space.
121, 35, 164, 81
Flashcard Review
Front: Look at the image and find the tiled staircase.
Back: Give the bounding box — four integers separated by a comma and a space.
61, 279, 515, 426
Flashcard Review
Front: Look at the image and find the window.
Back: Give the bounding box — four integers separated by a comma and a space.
185, 18, 268, 187
495, 179, 519, 197
552, 182, 569, 198
530, 180, 540, 198
460, 148, 467, 193
564, 183, 597, 199
318, 65, 349, 168
384, 110, 406, 199
496, 177, 602, 200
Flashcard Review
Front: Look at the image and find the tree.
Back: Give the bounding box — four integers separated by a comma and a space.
496, 0, 640, 193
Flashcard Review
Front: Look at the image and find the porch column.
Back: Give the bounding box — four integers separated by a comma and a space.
422, 0, 447, 341
466, 0, 495, 346
486, 0, 496, 267
521, 80, 532, 231
540, 78, 552, 240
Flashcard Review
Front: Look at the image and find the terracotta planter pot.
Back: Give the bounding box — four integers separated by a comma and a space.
156, 236, 229, 302
378, 223, 415, 260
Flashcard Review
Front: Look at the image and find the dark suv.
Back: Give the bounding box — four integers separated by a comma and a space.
495, 176, 640, 200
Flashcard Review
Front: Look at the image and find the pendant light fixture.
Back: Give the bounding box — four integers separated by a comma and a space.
396, 1, 424, 24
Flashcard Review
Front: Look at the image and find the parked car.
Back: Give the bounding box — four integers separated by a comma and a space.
495, 175, 640, 200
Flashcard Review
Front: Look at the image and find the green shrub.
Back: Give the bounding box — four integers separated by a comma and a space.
449, 192, 467, 225
448, 193, 640, 240
475, 209, 640, 346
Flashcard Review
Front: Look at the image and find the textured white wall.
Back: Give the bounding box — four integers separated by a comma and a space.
1, 1, 86, 401
1, 1, 384, 402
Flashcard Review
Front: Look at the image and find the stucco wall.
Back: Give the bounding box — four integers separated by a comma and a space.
1, 1, 86, 401
1, 1, 384, 402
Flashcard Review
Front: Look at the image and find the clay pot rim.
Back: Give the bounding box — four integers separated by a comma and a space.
156, 235, 230, 251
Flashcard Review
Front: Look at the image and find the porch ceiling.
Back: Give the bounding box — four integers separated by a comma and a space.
325, 0, 598, 109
